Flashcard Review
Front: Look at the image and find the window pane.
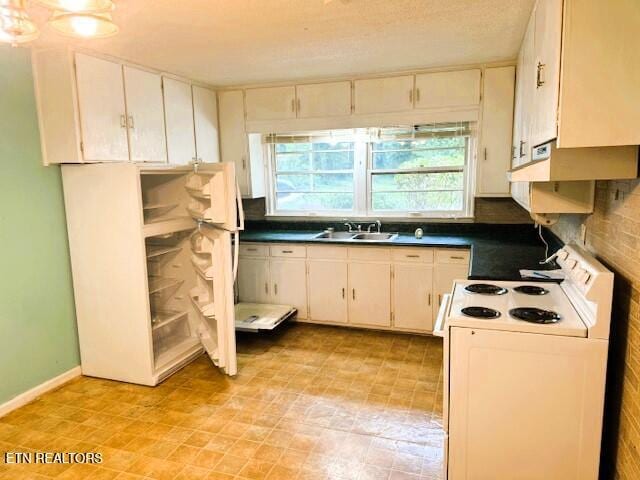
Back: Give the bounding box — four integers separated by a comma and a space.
313, 173, 353, 192
276, 174, 311, 192
373, 136, 465, 151
312, 142, 353, 151
312, 151, 354, 170
372, 191, 464, 211
275, 143, 311, 153
372, 172, 464, 191
276, 192, 354, 211
276, 153, 311, 171
372, 147, 465, 169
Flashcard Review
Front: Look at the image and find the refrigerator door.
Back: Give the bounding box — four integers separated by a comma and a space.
185, 162, 242, 232
189, 225, 238, 376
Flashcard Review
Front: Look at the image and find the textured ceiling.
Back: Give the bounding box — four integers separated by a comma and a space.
32, 0, 535, 86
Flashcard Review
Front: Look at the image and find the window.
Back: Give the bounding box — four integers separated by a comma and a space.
266, 123, 473, 218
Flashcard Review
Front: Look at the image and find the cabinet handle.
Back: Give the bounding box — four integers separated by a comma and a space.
519, 140, 526, 158
246, 248, 257, 252
241, 156, 247, 170
291, 99, 296, 113
406, 254, 420, 258
352, 289, 356, 300
296, 98, 301, 113
450, 256, 465, 260
120, 114, 127, 128
536, 62, 546, 88
342, 288, 345, 299
438, 294, 442, 305
128, 115, 134, 129
428, 293, 432, 305
265, 282, 268, 294
281, 250, 293, 254
483, 148, 487, 161
274, 284, 278, 295
409, 89, 414, 104
416, 88, 421, 103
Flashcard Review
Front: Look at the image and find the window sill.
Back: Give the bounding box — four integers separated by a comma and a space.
264, 213, 475, 223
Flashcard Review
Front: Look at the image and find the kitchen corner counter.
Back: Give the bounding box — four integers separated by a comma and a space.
239, 223, 562, 282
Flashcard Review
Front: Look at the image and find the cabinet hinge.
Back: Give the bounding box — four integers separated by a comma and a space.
391, 311, 394, 324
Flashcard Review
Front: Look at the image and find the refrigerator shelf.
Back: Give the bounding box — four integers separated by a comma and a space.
189, 288, 215, 318
154, 336, 200, 370
146, 245, 182, 260
148, 276, 184, 295
151, 309, 188, 330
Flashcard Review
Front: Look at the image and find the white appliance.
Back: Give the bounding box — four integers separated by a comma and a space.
62, 162, 244, 386
434, 244, 613, 480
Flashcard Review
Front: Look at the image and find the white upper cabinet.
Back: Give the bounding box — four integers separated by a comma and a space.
353, 75, 415, 114
122, 66, 167, 163
74, 54, 129, 162
296, 81, 352, 118
163, 77, 196, 165
414, 69, 481, 109
530, 0, 562, 148
192, 85, 220, 163
245, 86, 297, 121
477, 66, 515, 196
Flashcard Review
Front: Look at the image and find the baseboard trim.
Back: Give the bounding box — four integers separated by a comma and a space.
0, 366, 82, 418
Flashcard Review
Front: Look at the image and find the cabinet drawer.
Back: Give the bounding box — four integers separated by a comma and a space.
391, 248, 434, 263
348, 247, 391, 262
436, 249, 470, 264
307, 245, 348, 260
239, 243, 269, 257
270, 244, 307, 258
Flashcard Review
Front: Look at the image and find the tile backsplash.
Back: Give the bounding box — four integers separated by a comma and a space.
552, 180, 640, 480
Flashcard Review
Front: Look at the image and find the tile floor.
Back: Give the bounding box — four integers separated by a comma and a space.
0, 324, 445, 480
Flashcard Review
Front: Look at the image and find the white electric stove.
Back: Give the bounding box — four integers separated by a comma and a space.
434, 244, 613, 480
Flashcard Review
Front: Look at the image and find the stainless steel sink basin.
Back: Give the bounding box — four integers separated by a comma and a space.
351, 232, 399, 241
313, 231, 357, 240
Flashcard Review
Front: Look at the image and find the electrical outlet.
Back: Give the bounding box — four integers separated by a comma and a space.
580, 223, 587, 245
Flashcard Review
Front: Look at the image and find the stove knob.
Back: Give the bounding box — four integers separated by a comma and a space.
557, 249, 570, 261
566, 259, 578, 270
581, 271, 592, 285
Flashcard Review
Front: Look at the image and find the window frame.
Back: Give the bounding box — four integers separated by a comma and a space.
265, 127, 475, 219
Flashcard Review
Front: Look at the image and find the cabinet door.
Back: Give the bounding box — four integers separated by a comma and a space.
193, 86, 220, 164
237, 257, 270, 303
393, 264, 434, 332
531, 0, 562, 147
414, 69, 481, 109
270, 259, 308, 319
245, 86, 296, 121
434, 263, 468, 317
123, 66, 167, 163
218, 90, 250, 196
478, 66, 515, 196
74, 53, 129, 162
348, 262, 391, 327
518, 11, 537, 165
296, 81, 352, 118
353, 76, 415, 114
308, 260, 348, 323
163, 77, 196, 165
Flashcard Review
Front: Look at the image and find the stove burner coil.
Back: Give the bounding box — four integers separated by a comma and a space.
464, 283, 508, 295
461, 306, 501, 319
514, 285, 549, 296
509, 307, 561, 324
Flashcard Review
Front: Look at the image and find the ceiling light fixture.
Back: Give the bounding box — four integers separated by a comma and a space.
0, 0, 39, 46
49, 10, 117, 38
0, 0, 118, 46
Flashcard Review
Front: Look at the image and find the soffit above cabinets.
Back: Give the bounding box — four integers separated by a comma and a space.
29, 0, 536, 86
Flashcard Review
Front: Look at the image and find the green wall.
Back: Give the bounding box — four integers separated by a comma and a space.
0, 46, 80, 405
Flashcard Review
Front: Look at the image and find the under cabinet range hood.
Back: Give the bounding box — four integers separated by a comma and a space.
509, 141, 638, 182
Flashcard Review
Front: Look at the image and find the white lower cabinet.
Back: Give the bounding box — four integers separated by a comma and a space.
393, 263, 434, 332
349, 262, 392, 327
307, 260, 348, 324
238, 243, 469, 333
237, 257, 270, 304
270, 259, 308, 319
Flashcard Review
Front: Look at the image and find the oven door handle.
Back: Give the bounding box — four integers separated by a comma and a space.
433, 293, 451, 337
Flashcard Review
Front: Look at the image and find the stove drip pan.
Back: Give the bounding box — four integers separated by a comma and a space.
461, 306, 501, 319
509, 307, 561, 324
464, 283, 508, 295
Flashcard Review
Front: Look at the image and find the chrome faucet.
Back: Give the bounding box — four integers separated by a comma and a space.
343, 220, 362, 232
367, 220, 382, 233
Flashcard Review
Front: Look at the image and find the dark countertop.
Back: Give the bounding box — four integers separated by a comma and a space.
240, 222, 563, 281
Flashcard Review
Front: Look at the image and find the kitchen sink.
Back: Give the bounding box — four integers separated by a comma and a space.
313, 231, 358, 240
351, 232, 399, 241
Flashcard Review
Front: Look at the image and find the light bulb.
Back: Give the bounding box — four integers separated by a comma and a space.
69, 13, 97, 36
49, 11, 118, 38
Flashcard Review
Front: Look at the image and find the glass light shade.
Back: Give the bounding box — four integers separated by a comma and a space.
0, 1, 39, 45
49, 11, 118, 38
35, 0, 113, 13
